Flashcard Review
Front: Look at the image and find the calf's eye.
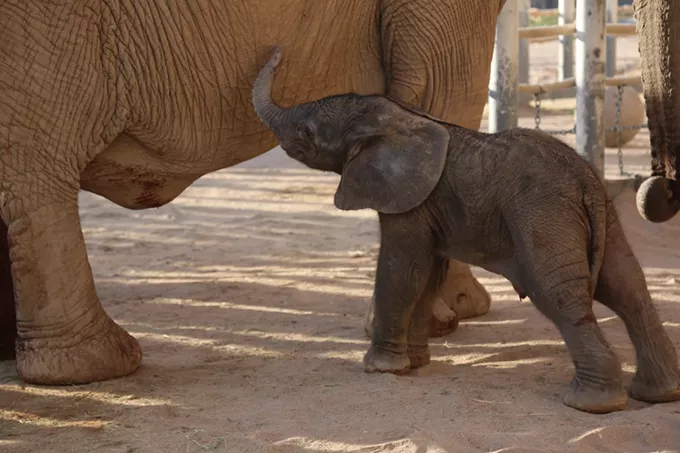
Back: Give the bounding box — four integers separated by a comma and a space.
298, 124, 314, 141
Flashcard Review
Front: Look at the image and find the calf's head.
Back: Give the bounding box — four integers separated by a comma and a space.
252, 46, 450, 214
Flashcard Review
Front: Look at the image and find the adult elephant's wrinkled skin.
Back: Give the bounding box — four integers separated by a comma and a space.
634, 0, 680, 222
0, 0, 504, 385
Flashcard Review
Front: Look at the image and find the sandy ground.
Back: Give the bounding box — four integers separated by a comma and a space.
2, 37, 680, 453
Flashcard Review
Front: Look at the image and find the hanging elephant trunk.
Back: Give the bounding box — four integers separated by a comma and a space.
634, 0, 680, 223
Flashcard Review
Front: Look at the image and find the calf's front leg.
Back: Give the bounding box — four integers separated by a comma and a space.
363, 288, 459, 340
406, 256, 449, 369
364, 215, 438, 374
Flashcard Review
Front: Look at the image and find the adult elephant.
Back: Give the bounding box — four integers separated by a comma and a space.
0, 0, 503, 385
634, 0, 680, 222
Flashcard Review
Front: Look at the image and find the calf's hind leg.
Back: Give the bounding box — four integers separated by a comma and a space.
512, 220, 627, 413
527, 273, 627, 413
594, 204, 680, 403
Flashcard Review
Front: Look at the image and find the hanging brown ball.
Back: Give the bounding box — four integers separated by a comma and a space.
603, 85, 646, 147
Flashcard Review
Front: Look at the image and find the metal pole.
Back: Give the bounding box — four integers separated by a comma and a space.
575, 0, 606, 178
558, 0, 575, 81
605, 0, 617, 77
518, 0, 531, 105
488, 0, 519, 133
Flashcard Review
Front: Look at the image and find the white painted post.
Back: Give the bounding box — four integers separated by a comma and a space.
558, 0, 575, 81
575, 0, 606, 178
488, 0, 519, 133
517, 0, 531, 104
605, 0, 618, 77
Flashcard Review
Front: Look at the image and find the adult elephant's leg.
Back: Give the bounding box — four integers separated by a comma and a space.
0, 172, 141, 385
371, 0, 503, 335
0, 217, 16, 360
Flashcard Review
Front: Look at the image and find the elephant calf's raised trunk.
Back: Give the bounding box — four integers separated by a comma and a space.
252, 46, 297, 138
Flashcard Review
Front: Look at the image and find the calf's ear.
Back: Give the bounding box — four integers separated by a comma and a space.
333, 101, 450, 214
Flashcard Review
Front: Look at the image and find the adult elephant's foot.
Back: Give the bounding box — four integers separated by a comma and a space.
363, 262, 489, 340
364, 296, 459, 339
17, 314, 142, 385
428, 298, 459, 338
437, 260, 492, 322
363, 345, 410, 374
562, 378, 628, 414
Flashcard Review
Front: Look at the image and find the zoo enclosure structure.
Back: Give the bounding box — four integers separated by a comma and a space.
488, 0, 645, 192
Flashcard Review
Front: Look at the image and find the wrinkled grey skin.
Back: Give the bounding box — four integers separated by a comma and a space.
633, 0, 680, 223
252, 48, 680, 414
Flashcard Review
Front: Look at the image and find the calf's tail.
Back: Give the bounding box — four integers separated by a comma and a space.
584, 191, 608, 294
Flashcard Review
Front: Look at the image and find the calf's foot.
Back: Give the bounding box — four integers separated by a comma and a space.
624, 330, 680, 403
630, 366, 680, 404
17, 314, 142, 385
590, 200, 680, 406
407, 344, 431, 369
363, 345, 410, 374
631, 376, 680, 404
563, 377, 628, 414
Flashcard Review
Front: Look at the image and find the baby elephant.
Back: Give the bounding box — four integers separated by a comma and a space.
252, 47, 680, 414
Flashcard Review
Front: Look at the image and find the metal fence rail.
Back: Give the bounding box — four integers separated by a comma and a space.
488, 0, 647, 193
518, 22, 635, 40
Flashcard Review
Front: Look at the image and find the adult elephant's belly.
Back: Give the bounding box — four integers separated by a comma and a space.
80, 134, 200, 210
